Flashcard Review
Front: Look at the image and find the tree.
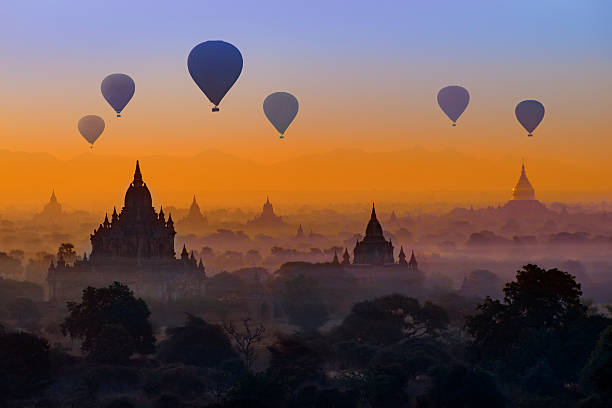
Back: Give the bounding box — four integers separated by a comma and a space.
335, 294, 449, 345
157, 314, 238, 367
466, 264, 587, 359
224, 319, 265, 371
281, 274, 329, 331
0, 331, 50, 399
61, 282, 155, 361
7, 297, 41, 331
90, 324, 136, 364
581, 324, 612, 394
57, 242, 77, 264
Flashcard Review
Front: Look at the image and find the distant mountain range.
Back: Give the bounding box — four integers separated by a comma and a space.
0, 148, 609, 211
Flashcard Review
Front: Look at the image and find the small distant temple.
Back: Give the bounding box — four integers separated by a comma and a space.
33, 190, 63, 223
502, 162, 549, 216
328, 203, 424, 290
511, 163, 535, 200
246, 197, 287, 229
47, 161, 206, 302
177, 195, 208, 231
353, 204, 395, 264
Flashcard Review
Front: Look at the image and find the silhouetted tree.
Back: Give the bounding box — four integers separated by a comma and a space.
281, 274, 329, 331
6, 297, 40, 331
57, 242, 77, 264
466, 264, 587, 360
157, 314, 238, 367
335, 294, 448, 345
90, 324, 136, 364
224, 319, 265, 371
0, 331, 50, 399
581, 324, 612, 394
267, 332, 328, 390
61, 282, 155, 362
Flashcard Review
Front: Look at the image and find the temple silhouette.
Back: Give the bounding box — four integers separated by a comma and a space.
177, 195, 208, 232
353, 204, 395, 264
501, 162, 550, 217
33, 190, 63, 224
47, 161, 205, 302
246, 197, 288, 230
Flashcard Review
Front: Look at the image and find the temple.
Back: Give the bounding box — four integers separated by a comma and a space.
511, 163, 535, 200
502, 162, 549, 216
47, 161, 205, 302
33, 190, 63, 223
353, 203, 395, 264
177, 195, 208, 231
246, 197, 287, 229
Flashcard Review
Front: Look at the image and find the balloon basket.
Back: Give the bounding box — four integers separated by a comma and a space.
116, 114, 121, 118
212, 107, 219, 112
528, 133, 533, 137
452, 123, 456, 127
280, 135, 284, 139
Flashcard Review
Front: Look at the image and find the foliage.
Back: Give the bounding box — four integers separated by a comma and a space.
267, 332, 328, 389
157, 314, 238, 368
280, 274, 329, 331
91, 324, 136, 364
61, 282, 155, 360
466, 264, 587, 360
0, 331, 50, 398
334, 294, 449, 345
581, 324, 612, 394
223, 319, 265, 371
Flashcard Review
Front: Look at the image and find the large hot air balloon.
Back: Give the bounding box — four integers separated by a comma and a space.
263, 92, 299, 139
515, 100, 545, 137
78, 115, 105, 148
187, 41, 243, 112
437, 86, 470, 126
101, 73, 135, 117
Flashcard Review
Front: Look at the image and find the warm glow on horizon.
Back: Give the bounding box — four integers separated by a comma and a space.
0, 1, 610, 209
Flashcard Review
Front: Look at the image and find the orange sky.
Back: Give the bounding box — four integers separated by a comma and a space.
0, 2, 610, 210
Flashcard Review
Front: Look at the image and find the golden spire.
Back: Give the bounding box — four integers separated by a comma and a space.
511, 162, 535, 200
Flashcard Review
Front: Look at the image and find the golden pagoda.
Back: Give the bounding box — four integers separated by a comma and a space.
511, 163, 535, 201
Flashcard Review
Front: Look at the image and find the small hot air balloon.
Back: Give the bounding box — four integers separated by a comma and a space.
187, 40, 243, 112
101, 73, 135, 117
437, 86, 470, 126
78, 115, 105, 148
263, 92, 299, 139
515, 100, 545, 137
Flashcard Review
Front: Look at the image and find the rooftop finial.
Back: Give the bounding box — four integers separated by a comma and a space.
133, 160, 143, 186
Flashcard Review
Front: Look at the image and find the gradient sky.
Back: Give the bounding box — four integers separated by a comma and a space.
0, 1, 611, 207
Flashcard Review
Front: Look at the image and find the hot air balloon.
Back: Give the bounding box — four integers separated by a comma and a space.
515, 100, 545, 137
263, 92, 299, 139
101, 73, 135, 117
187, 41, 243, 112
437, 86, 470, 126
78, 115, 105, 148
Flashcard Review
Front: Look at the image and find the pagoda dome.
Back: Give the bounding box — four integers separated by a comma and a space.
511, 163, 536, 201
124, 160, 153, 209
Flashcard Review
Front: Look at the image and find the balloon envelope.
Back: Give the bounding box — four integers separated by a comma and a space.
515, 100, 545, 136
437, 86, 470, 125
101, 73, 135, 117
188, 41, 243, 111
263, 92, 299, 138
78, 115, 105, 146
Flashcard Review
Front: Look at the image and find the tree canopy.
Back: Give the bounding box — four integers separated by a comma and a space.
61, 282, 155, 362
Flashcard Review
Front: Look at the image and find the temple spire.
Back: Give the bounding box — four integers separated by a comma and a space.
332, 250, 339, 264
50, 189, 57, 203
371, 202, 377, 219
133, 160, 143, 186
